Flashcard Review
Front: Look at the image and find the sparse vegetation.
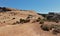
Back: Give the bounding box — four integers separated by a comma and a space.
20, 18, 30, 24
32, 17, 41, 23
12, 22, 16, 25
32, 20, 36, 23
27, 15, 33, 19
41, 24, 50, 31
39, 19, 44, 24
55, 20, 59, 23
3, 21, 5, 23
25, 19, 30, 23
12, 18, 30, 25
12, 18, 15, 20
52, 24, 60, 35
39, 21, 44, 24
52, 28, 60, 35
19, 19, 25, 24
12, 21, 20, 25
40, 24, 60, 35
36, 17, 41, 22
40, 24, 52, 31
43, 18, 47, 21
16, 21, 20, 24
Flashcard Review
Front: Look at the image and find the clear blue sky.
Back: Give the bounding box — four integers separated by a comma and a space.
0, 0, 60, 13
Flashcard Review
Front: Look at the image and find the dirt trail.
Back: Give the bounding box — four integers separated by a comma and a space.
0, 23, 41, 36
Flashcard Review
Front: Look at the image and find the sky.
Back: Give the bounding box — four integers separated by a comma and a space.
0, 0, 60, 14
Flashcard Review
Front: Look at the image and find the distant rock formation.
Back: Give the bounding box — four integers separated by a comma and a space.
38, 12, 60, 21
0, 7, 20, 12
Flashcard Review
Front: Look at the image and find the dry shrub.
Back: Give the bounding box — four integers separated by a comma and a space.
3, 21, 5, 23
24, 19, 30, 23
40, 24, 52, 31
20, 18, 30, 23
36, 17, 41, 22
16, 21, 20, 24
27, 15, 33, 19
55, 20, 59, 23
12, 22, 16, 25
20, 19, 24, 23
12, 18, 15, 20
12, 21, 20, 25
52, 25, 60, 35
12, 18, 30, 25
39, 19, 44, 24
